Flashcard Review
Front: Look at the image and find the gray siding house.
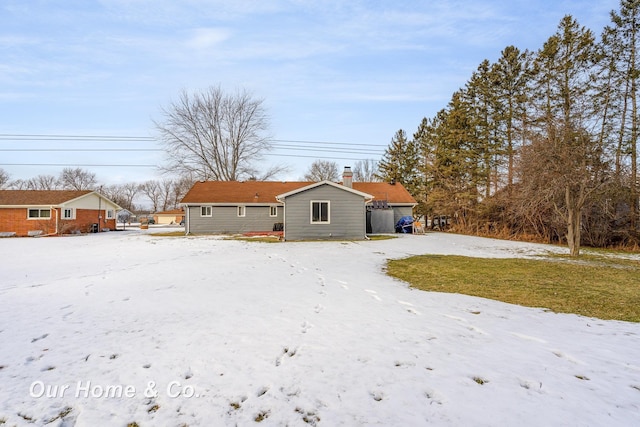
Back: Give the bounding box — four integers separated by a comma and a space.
180, 167, 417, 239
276, 181, 373, 241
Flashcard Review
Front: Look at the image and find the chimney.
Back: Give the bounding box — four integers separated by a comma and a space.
343, 166, 353, 188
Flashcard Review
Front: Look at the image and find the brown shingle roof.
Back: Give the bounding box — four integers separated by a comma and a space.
180, 181, 417, 205
0, 190, 93, 206
155, 209, 185, 215
181, 181, 311, 204
352, 182, 417, 204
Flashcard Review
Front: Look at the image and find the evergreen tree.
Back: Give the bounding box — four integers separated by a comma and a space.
377, 129, 421, 196
492, 46, 531, 188
604, 0, 640, 228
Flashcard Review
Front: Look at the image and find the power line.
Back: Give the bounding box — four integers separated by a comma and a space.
271, 139, 386, 148
0, 163, 157, 167
0, 134, 154, 141
0, 148, 162, 152
264, 153, 376, 161
0, 133, 387, 149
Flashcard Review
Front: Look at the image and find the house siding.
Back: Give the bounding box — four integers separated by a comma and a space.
0, 207, 116, 236
187, 205, 283, 234
58, 208, 116, 233
282, 184, 366, 241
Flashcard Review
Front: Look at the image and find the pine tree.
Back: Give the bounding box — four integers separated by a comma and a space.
377, 129, 421, 196
604, 0, 640, 229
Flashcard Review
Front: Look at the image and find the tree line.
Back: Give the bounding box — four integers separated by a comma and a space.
376, 1, 640, 255
0, 167, 193, 213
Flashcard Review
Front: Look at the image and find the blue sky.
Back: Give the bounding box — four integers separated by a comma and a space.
0, 0, 620, 184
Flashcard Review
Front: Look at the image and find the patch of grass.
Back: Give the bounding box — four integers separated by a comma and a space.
386, 255, 640, 322
227, 236, 282, 243
150, 231, 186, 237
367, 234, 397, 241
254, 410, 270, 422
473, 377, 489, 385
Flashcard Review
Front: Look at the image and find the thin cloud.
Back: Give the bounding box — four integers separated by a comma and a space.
185, 28, 231, 50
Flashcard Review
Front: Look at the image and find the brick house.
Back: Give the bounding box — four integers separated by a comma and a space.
0, 190, 121, 237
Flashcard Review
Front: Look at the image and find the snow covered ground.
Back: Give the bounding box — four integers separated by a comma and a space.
0, 231, 639, 426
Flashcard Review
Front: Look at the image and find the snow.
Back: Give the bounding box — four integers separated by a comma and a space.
0, 231, 639, 426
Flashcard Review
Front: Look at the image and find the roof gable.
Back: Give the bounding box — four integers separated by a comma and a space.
0, 190, 122, 209
276, 180, 373, 200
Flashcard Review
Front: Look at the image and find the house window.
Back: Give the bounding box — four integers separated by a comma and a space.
237, 206, 246, 217
269, 206, 278, 217
62, 208, 74, 219
106, 209, 114, 219
310, 201, 330, 224
28, 208, 51, 219
201, 206, 212, 217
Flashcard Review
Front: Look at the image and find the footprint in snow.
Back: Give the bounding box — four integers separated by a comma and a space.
370, 390, 384, 401
301, 321, 312, 334
510, 332, 547, 344
314, 304, 324, 313
275, 347, 298, 366
31, 334, 49, 343
365, 289, 382, 301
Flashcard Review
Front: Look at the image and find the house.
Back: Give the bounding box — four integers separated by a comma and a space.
180, 167, 417, 240
153, 209, 185, 225
0, 190, 122, 237
275, 180, 373, 240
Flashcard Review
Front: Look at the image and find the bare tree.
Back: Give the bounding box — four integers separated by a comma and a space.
0, 168, 9, 189
59, 168, 97, 190
8, 179, 28, 190
170, 176, 195, 208
303, 160, 339, 182
353, 160, 380, 182
159, 179, 174, 211
8, 175, 59, 190
30, 175, 60, 190
102, 182, 139, 211
139, 180, 162, 212
156, 86, 285, 181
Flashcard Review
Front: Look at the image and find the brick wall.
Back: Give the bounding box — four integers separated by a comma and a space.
0, 208, 117, 236
0, 208, 56, 236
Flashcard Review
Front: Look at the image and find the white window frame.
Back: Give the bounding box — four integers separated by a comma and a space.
106, 209, 114, 219
237, 206, 246, 217
201, 206, 212, 217
62, 208, 75, 220
27, 208, 51, 220
269, 206, 278, 217
310, 200, 330, 224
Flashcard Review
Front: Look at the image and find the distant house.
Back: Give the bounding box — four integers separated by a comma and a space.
180, 167, 417, 240
153, 209, 185, 225
0, 190, 121, 237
